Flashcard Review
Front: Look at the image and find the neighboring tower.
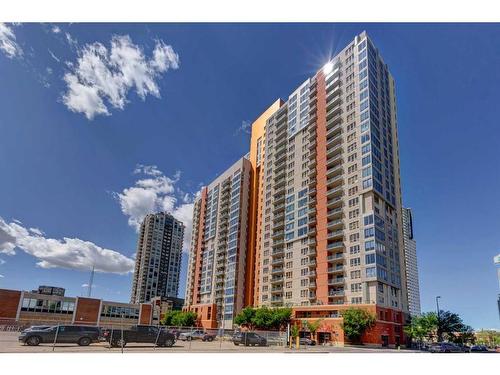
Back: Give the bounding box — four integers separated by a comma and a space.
494, 254, 500, 319
184, 158, 252, 328
402, 208, 421, 316
130, 212, 184, 304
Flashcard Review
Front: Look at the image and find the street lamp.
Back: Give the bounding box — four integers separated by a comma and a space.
435, 296, 441, 319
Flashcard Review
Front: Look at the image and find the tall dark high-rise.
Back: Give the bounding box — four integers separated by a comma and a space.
130, 212, 184, 304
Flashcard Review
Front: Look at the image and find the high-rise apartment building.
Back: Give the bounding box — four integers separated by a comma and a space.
131, 212, 184, 304
184, 158, 252, 328
185, 32, 412, 342
402, 207, 421, 316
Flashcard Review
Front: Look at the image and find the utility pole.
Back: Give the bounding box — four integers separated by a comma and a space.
87, 265, 95, 297
436, 296, 442, 342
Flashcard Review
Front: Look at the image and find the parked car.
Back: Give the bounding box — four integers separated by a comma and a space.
457, 344, 471, 353
102, 325, 176, 347
232, 332, 267, 346
299, 337, 316, 346
429, 342, 463, 353
19, 325, 101, 346
470, 345, 489, 352
178, 329, 216, 342
21, 325, 52, 333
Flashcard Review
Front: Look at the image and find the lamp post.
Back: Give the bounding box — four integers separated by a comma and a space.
435, 296, 441, 319
435, 296, 442, 342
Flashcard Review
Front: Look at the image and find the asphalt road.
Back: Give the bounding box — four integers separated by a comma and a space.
0, 332, 426, 353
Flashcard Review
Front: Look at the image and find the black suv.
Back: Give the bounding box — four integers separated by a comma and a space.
19, 325, 101, 346
232, 332, 267, 346
102, 325, 176, 347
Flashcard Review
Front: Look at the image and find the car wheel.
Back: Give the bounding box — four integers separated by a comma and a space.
202, 338, 206, 342
26, 336, 41, 346
234, 342, 239, 346
208, 337, 214, 342
78, 337, 91, 346
116, 338, 127, 347
164, 338, 175, 347
187, 336, 192, 341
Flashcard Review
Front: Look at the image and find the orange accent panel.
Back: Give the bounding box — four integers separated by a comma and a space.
192, 187, 208, 305
188, 303, 218, 329
246, 99, 283, 307
314, 71, 330, 303
74, 297, 100, 325
139, 304, 153, 325
0, 289, 21, 319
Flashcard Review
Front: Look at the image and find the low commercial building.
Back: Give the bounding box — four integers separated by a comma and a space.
291, 304, 405, 347
0, 288, 168, 329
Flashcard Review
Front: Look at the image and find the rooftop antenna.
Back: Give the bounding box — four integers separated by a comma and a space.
87, 265, 95, 297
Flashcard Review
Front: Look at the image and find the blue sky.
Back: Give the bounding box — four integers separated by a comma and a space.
0, 23, 499, 329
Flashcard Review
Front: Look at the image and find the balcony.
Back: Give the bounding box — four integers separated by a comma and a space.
308, 270, 316, 277
327, 265, 344, 273
272, 257, 284, 265
326, 133, 342, 149
309, 259, 317, 267
328, 290, 345, 297
326, 144, 343, 160
327, 241, 344, 251
272, 230, 284, 239
272, 267, 284, 274
309, 281, 317, 288
326, 154, 343, 169
326, 113, 342, 129
327, 197, 343, 209
271, 286, 283, 293
270, 276, 284, 284
327, 207, 343, 218
271, 296, 284, 303
326, 174, 344, 188
274, 203, 285, 212
273, 238, 284, 246
327, 251, 344, 260
327, 219, 343, 229
328, 277, 345, 285
326, 104, 342, 121
272, 247, 284, 255
327, 229, 343, 239
326, 123, 342, 139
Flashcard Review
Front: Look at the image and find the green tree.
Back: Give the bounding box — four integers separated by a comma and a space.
341, 308, 376, 344
161, 310, 180, 326
404, 312, 438, 347
437, 310, 466, 342
452, 325, 475, 345
270, 307, 292, 330
164, 311, 198, 327
476, 330, 500, 347
233, 307, 292, 330
304, 319, 323, 342
234, 307, 256, 329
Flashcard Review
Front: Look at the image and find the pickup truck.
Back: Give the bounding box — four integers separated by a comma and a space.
102, 325, 176, 347
178, 329, 216, 342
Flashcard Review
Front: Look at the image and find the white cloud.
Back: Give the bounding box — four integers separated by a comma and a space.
114, 165, 195, 252
48, 49, 60, 63
0, 258, 5, 265
0, 274, 3, 278
0, 216, 134, 274
65, 32, 78, 49
0, 23, 22, 59
62, 35, 179, 120
235, 120, 251, 135
52, 25, 61, 34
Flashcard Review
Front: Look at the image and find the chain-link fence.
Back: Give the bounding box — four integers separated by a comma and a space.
0, 318, 289, 352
